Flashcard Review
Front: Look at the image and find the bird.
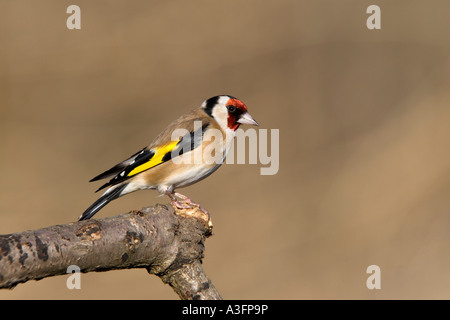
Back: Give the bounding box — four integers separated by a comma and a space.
79, 95, 258, 221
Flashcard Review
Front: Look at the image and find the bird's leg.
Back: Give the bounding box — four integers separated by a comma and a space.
173, 192, 193, 203
174, 192, 211, 221
166, 191, 192, 209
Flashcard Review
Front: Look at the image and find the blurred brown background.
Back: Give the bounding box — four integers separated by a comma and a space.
1, 0, 450, 299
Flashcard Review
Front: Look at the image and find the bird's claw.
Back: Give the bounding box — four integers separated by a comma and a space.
171, 199, 193, 210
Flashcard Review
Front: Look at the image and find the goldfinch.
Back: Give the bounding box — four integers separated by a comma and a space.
79, 95, 258, 221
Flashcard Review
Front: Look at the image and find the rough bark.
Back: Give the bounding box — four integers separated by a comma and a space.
0, 204, 221, 300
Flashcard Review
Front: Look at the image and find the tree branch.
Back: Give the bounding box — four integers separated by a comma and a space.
0, 204, 221, 300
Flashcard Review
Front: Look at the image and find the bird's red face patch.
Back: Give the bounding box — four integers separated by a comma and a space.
226, 98, 248, 131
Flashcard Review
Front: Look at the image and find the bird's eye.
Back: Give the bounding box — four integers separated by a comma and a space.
227, 105, 236, 113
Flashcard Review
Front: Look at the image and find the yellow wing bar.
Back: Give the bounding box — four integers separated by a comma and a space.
127, 140, 180, 177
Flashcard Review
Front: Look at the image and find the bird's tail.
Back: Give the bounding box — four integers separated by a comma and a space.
79, 183, 128, 221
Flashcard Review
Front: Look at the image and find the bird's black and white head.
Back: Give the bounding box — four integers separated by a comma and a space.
202, 95, 258, 132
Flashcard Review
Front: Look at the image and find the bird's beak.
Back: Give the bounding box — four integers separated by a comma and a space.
237, 112, 259, 126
